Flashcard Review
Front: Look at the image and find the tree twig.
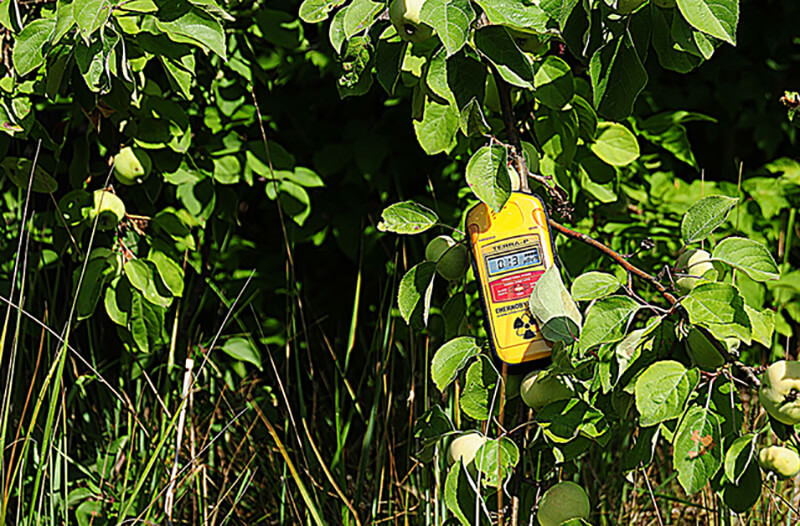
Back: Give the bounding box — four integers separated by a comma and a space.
490, 68, 571, 214
548, 220, 678, 306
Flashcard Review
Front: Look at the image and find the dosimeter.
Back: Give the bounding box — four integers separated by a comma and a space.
466, 192, 556, 365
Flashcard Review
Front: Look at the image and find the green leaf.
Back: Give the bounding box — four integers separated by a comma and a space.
413, 99, 459, 155
724, 433, 757, 485
474, 437, 520, 487
55, 0, 77, 43
571, 271, 622, 301
622, 426, 659, 471
148, 251, 184, 297
74, 34, 117, 93
589, 122, 640, 167
673, 405, 722, 494
431, 336, 481, 392
299, 0, 346, 23
473, 0, 548, 32
720, 459, 761, 514
473, 26, 534, 89
712, 237, 780, 282
460, 357, 499, 421
651, 4, 703, 73
212, 155, 240, 184
337, 35, 373, 98
682, 282, 751, 343
459, 97, 491, 137
1, 158, 59, 193
76, 499, 103, 526
536, 398, 609, 444
124, 259, 173, 308
539, 0, 579, 29
426, 48, 455, 103
573, 95, 598, 141
221, 337, 263, 370
589, 32, 647, 120
74, 0, 112, 40
444, 461, 491, 525
465, 144, 511, 212
675, 0, 738, 45
745, 305, 774, 347
398, 262, 436, 328
104, 276, 134, 327
414, 406, 454, 462
375, 39, 405, 95
533, 56, 573, 110
329, 7, 346, 54
152, 210, 196, 251
161, 53, 196, 100
342, 0, 382, 39
74, 250, 117, 320
156, 4, 226, 59
534, 108, 578, 166
635, 111, 715, 169
13, 19, 56, 76
419, 0, 475, 57
742, 177, 790, 220
129, 291, 149, 353
579, 296, 640, 353
635, 361, 700, 427
680, 195, 737, 244
447, 51, 486, 108
528, 266, 582, 343
377, 200, 439, 234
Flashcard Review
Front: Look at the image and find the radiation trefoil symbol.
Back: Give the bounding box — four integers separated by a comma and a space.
513, 311, 537, 340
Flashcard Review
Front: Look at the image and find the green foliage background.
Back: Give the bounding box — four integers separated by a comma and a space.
0, 0, 798, 524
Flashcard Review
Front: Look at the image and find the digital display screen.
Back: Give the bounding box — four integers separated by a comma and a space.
486, 248, 541, 276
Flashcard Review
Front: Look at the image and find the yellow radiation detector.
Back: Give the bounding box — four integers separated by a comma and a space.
466, 192, 556, 364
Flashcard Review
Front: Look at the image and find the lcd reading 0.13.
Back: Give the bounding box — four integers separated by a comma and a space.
486, 247, 541, 276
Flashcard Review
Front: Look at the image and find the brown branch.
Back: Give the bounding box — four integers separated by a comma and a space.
548, 220, 678, 306
490, 68, 572, 216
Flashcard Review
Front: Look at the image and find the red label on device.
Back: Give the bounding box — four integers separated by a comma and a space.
489, 270, 545, 302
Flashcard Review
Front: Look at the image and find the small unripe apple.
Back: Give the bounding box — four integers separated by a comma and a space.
758, 446, 800, 479
389, 0, 433, 44
759, 360, 800, 425
675, 249, 713, 293
520, 370, 573, 411
537, 481, 590, 526
447, 432, 486, 467
91, 190, 126, 231
113, 146, 151, 185
425, 235, 468, 281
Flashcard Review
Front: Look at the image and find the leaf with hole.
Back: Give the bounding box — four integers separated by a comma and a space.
673, 405, 722, 494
